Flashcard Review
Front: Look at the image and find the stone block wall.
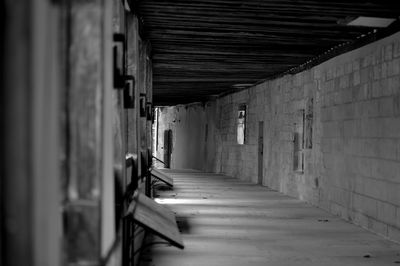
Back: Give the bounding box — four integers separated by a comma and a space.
216, 32, 400, 242
314, 34, 400, 242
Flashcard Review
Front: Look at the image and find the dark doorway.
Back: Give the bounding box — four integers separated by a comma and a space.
258, 121, 264, 185
163, 129, 172, 168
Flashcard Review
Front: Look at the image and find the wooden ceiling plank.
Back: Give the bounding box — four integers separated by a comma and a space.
135, 1, 400, 105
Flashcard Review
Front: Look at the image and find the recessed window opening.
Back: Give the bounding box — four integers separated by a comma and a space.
305, 97, 313, 149
293, 109, 305, 173
237, 104, 247, 145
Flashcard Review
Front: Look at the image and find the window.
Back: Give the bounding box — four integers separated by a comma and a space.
305, 97, 313, 149
293, 97, 313, 173
293, 109, 305, 173
237, 104, 246, 145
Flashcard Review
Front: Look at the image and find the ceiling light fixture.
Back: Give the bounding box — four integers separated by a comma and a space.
344, 16, 396, 28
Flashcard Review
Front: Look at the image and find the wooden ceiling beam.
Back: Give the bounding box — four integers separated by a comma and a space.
139, 1, 399, 17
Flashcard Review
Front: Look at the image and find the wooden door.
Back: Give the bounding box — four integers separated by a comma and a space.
163, 129, 172, 168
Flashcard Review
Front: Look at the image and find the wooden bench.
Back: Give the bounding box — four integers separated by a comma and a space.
150, 168, 174, 187
125, 190, 184, 249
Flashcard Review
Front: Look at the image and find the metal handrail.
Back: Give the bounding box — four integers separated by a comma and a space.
152, 155, 166, 166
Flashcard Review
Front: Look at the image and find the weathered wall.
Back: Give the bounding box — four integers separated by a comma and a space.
156, 101, 219, 172
158, 32, 400, 243
113, 4, 153, 265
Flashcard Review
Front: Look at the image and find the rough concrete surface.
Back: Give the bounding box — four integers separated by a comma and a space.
140, 170, 400, 266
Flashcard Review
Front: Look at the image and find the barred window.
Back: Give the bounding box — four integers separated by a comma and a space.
237, 104, 246, 145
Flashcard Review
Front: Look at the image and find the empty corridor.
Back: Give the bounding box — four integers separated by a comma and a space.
141, 170, 400, 266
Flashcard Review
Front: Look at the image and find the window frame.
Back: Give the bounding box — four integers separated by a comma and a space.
237, 104, 247, 145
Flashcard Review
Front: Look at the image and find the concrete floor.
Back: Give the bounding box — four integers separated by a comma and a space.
140, 170, 400, 266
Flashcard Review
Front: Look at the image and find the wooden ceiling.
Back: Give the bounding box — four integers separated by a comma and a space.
136, 0, 400, 105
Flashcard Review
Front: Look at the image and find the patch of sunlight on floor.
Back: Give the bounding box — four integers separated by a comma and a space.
155, 198, 200, 205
